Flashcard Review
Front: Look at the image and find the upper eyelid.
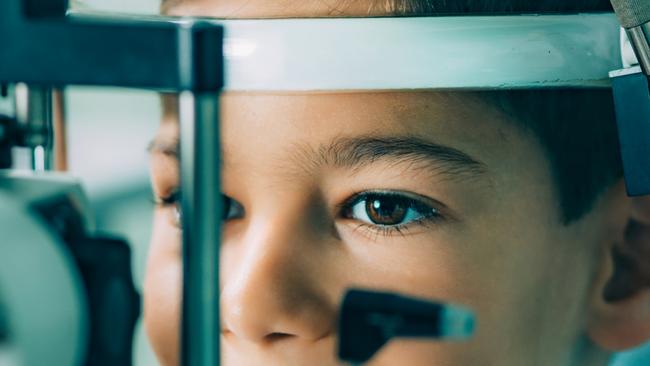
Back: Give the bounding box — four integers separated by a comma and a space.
339, 190, 442, 211
147, 139, 179, 158
153, 190, 180, 205
351, 194, 435, 215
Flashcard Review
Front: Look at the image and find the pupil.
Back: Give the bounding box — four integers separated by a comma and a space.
366, 196, 407, 225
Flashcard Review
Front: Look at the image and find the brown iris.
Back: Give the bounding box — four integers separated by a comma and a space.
365, 196, 408, 225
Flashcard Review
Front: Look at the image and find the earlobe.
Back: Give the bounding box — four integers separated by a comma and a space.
587, 271, 650, 350
587, 193, 650, 351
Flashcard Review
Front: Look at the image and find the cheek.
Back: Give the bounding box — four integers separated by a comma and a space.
461, 226, 597, 364
144, 213, 182, 366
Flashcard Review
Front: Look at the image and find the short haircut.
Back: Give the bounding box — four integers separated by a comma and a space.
161, 0, 623, 224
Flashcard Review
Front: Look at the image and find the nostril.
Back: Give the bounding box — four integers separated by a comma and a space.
264, 332, 295, 343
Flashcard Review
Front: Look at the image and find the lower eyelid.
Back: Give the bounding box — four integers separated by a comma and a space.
342, 214, 441, 240
351, 224, 415, 241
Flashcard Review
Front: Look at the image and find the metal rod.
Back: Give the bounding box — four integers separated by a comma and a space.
28, 86, 53, 172
626, 24, 650, 77
180, 91, 221, 366
13, 84, 54, 171
52, 89, 68, 171
28, 87, 53, 171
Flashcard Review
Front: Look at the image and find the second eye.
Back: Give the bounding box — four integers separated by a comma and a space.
343, 192, 440, 227
223, 196, 245, 221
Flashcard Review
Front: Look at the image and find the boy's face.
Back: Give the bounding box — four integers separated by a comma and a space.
144, 2, 631, 366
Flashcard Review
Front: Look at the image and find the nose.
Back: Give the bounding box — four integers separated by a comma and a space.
221, 214, 336, 345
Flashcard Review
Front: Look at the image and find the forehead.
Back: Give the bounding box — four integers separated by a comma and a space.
164, 0, 394, 18
157, 91, 537, 180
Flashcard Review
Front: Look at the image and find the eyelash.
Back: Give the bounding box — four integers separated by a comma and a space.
152, 190, 181, 226
153, 191, 180, 206
339, 191, 444, 240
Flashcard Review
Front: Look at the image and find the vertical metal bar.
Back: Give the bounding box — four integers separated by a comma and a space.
611, 67, 650, 195
179, 91, 221, 366
29, 86, 53, 171
33, 145, 46, 171
626, 25, 650, 77
52, 89, 68, 171
13, 84, 54, 171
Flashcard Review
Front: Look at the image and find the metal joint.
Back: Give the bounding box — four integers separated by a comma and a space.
626, 24, 650, 77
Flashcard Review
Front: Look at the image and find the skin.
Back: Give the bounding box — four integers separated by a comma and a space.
145, 2, 650, 365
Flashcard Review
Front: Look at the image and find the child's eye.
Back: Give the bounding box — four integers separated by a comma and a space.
154, 191, 181, 227
154, 191, 244, 228
341, 191, 442, 238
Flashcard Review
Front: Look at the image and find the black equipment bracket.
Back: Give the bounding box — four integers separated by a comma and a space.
0, 0, 223, 92
611, 68, 650, 196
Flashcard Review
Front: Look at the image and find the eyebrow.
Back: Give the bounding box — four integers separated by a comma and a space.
147, 137, 180, 157
301, 135, 489, 181
148, 137, 226, 167
148, 135, 489, 181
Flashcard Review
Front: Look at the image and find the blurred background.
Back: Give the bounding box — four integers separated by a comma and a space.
66, 86, 159, 365
66, 0, 650, 365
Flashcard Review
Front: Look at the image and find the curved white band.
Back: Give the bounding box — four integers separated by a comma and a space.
209, 14, 622, 91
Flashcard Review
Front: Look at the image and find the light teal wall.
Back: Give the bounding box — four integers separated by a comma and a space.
66, 87, 160, 366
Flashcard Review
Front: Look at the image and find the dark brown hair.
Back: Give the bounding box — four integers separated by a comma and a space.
161, 0, 622, 224
363, 0, 613, 15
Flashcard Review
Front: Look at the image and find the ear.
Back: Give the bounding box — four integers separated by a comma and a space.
587, 184, 650, 351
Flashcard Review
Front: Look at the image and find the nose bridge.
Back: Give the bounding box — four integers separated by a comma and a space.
221, 205, 335, 343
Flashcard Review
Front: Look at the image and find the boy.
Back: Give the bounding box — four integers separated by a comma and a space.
144, 0, 650, 365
